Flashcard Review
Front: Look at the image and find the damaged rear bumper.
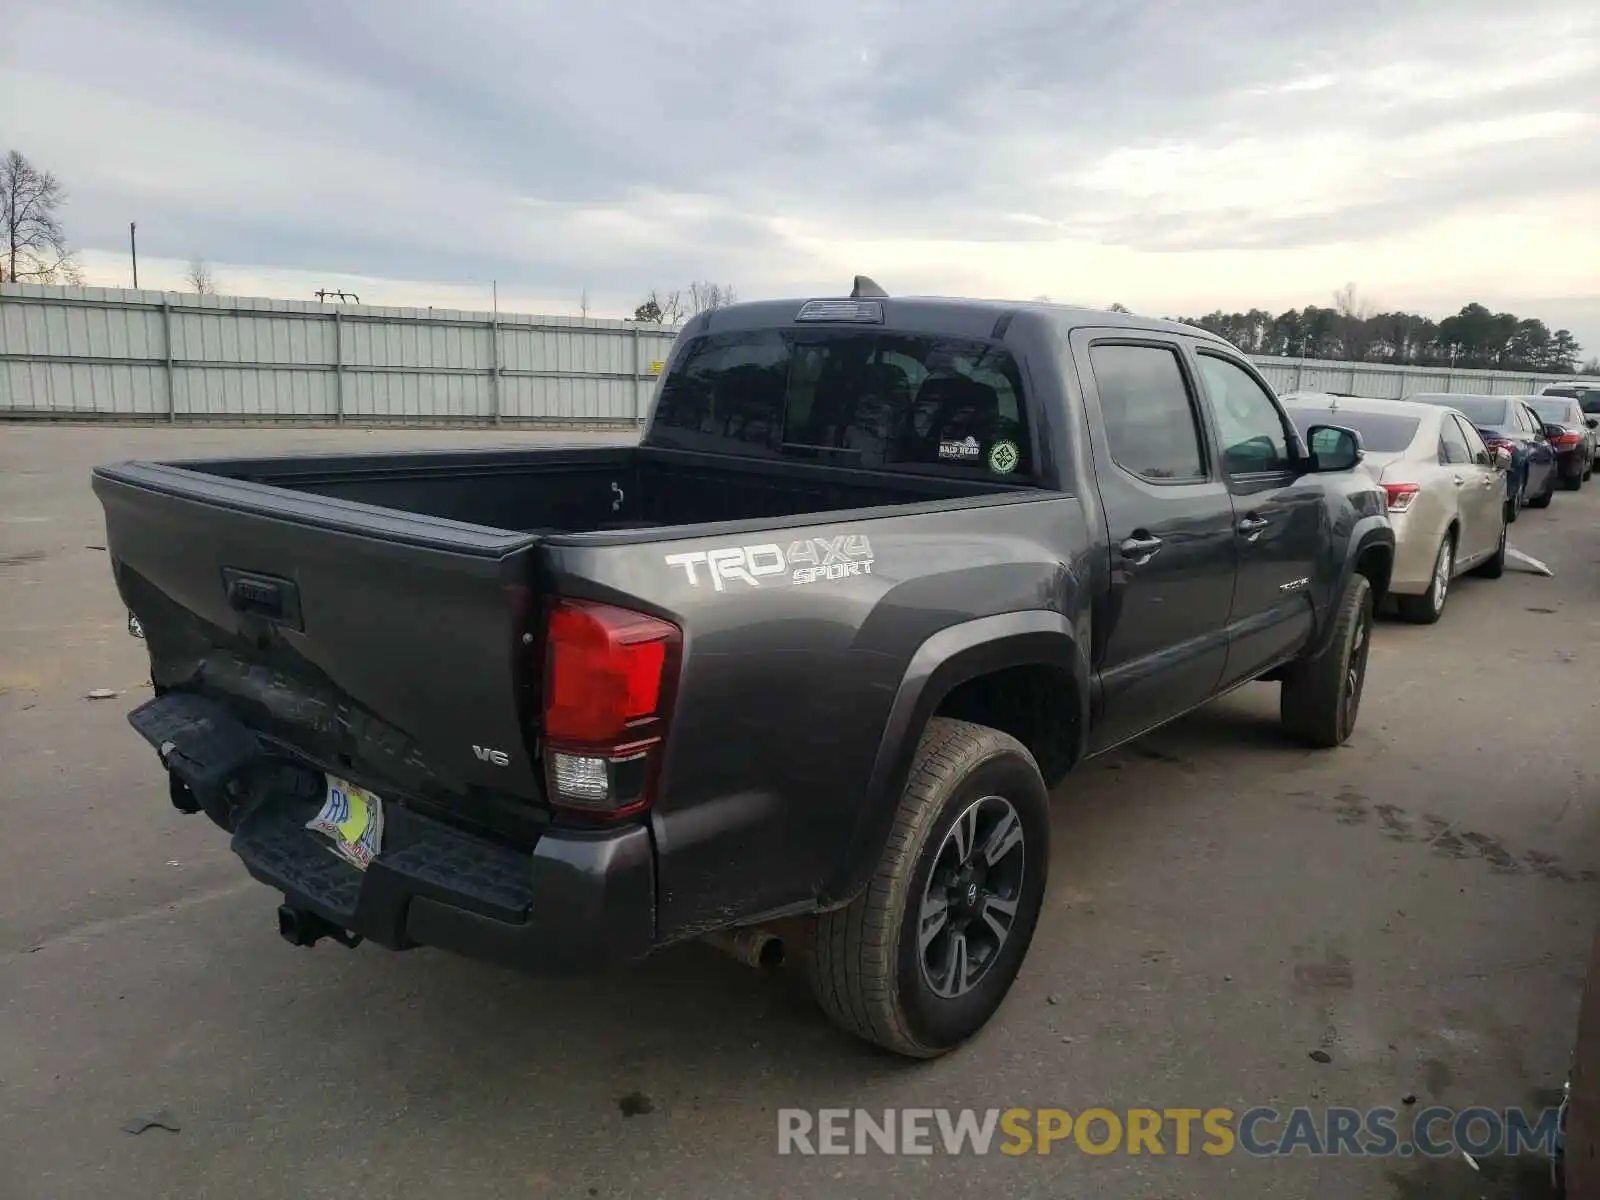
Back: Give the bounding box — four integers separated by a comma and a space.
128, 691, 655, 974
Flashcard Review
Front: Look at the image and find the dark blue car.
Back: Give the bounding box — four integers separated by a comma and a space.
1407, 393, 1559, 522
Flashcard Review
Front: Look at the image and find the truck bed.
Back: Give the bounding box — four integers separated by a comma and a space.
158, 443, 1025, 539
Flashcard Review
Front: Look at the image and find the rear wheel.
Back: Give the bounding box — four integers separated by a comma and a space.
1506, 478, 1524, 523
1396, 535, 1454, 625
1281, 574, 1374, 748
1564, 466, 1584, 491
1471, 521, 1507, 579
1529, 475, 1555, 508
804, 718, 1050, 1058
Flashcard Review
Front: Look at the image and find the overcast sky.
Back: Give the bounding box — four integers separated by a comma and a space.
6, 0, 1598, 349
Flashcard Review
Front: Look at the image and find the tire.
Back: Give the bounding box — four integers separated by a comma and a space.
1529, 477, 1554, 508
1471, 520, 1507, 579
1280, 573, 1375, 748
1396, 534, 1454, 625
1564, 468, 1583, 492
1506, 478, 1523, 524
804, 717, 1050, 1058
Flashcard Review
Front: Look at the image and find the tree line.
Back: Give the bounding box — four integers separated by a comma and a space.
1165, 285, 1588, 374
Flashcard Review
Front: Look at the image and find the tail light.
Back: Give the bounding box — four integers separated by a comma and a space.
541, 598, 681, 821
1552, 432, 1583, 448
1483, 436, 1516, 456
1382, 483, 1420, 514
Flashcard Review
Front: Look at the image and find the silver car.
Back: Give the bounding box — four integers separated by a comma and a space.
1283, 394, 1510, 624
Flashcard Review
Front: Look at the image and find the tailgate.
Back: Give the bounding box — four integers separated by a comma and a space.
93, 461, 547, 813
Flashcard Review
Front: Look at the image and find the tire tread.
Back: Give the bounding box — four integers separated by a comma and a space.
805, 717, 1037, 1058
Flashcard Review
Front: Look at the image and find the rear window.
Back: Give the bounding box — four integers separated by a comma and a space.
1410, 394, 1509, 426
650, 329, 1034, 478
1285, 408, 1421, 453
1531, 398, 1582, 424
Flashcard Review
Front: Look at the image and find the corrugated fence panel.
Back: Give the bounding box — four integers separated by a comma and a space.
4, 284, 1594, 422
172, 367, 337, 418
343, 370, 492, 420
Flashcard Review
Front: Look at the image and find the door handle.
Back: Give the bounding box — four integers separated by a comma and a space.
1237, 515, 1269, 540
1452, 475, 1465, 487
1119, 533, 1163, 563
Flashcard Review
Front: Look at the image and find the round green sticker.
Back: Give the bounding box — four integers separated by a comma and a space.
988, 440, 1020, 475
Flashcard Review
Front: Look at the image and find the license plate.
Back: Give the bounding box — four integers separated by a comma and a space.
305, 775, 385, 870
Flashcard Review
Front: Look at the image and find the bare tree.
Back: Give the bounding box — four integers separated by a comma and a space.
1, 150, 81, 284
687, 280, 737, 315
1332, 281, 1373, 322
657, 288, 687, 324
185, 257, 217, 295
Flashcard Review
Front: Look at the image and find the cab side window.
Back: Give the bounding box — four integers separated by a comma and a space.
1196, 354, 1293, 475
1088, 343, 1208, 482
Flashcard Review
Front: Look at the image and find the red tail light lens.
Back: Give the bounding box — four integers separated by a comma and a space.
541, 598, 680, 820
1382, 483, 1420, 513
1552, 432, 1583, 448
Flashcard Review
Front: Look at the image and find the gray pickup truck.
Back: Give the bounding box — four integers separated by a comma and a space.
94, 282, 1394, 1057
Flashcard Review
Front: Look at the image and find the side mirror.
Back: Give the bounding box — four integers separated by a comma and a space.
1544, 423, 1566, 439
1306, 424, 1363, 472
1585, 417, 1598, 430
1493, 445, 1513, 471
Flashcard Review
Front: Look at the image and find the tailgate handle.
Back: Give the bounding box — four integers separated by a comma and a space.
223, 569, 302, 628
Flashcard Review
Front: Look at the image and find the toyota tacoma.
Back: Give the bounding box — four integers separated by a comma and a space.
93, 280, 1394, 1058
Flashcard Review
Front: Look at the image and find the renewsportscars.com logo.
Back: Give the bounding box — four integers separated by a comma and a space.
776, 1105, 1563, 1159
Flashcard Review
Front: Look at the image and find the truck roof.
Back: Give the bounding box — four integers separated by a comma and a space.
690, 294, 1235, 350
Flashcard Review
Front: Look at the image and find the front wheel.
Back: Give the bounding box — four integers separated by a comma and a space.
804, 718, 1050, 1058
1280, 574, 1375, 748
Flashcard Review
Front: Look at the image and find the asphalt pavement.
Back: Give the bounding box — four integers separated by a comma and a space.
2, 425, 1598, 1200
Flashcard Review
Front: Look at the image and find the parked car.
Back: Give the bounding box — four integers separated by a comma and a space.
91, 285, 1394, 1058
1539, 381, 1600, 409
1406, 393, 1559, 520
1530, 395, 1599, 487
1283, 395, 1508, 624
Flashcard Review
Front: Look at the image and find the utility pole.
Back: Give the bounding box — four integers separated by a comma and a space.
129, 222, 138, 288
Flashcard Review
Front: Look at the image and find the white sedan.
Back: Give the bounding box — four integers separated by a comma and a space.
1282, 394, 1510, 624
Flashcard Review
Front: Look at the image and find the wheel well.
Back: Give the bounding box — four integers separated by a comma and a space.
933, 664, 1079, 789
1355, 541, 1393, 606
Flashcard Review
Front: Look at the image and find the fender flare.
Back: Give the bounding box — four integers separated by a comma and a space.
1316, 517, 1394, 657
819, 610, 1089, 906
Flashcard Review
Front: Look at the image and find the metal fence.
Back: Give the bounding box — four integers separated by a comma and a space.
0, 284, 680, 426
1, 283, 1591, 424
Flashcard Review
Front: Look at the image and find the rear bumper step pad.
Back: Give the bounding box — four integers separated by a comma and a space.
127, 691, 656, 972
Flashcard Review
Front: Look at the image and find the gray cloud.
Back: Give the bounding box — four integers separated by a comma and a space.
7, 0, 1597, 310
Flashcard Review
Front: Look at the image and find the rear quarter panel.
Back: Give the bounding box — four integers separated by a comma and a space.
541, 492, 1094, 942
